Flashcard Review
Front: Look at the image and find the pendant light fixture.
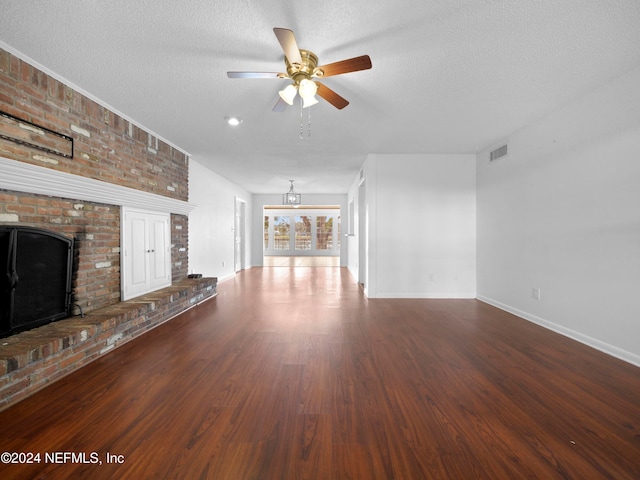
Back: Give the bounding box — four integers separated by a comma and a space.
282, 179, 301, 205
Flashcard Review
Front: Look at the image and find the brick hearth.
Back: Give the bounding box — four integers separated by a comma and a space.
0, 277, 216, 411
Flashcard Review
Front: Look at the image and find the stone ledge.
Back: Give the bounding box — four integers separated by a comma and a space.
0, 277, 217, 411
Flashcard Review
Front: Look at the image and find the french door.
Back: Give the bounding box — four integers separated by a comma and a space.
264, 208, 340, 256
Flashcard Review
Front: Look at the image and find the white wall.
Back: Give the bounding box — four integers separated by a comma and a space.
353, 153, 477, 298
251, 193, 348, 266
477, 65, 640, 366
188, 159, 252, 282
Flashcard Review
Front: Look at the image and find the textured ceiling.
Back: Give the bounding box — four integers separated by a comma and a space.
1, 0, 639, 194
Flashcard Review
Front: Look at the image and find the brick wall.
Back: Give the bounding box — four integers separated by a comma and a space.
0, 49, 188, 201
0, 190, 121, 312
0, 48, 191, 313
171, 214, 189, 281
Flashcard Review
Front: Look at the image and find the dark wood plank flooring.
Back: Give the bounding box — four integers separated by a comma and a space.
0, 267, 639, 479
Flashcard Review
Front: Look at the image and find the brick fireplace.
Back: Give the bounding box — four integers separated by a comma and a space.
0, 48, 215, 409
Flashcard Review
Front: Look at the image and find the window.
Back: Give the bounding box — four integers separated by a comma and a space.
273, 216, 290, 250
264, 215, 269, 249
263, 207, 340, 257
295, 215, 311, 250
316, 216, 333, 250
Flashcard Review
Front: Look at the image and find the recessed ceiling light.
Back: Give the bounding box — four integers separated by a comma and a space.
225, 116, 242, 126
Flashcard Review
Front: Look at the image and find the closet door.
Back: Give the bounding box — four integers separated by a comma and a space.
122, 208, 171, 300
148, 213, 170, 289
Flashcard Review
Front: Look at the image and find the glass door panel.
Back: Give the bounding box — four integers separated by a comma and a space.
316, 215, 333, 250
295, 216, 311, 251
273, 216, 290, 250
264, 216, 269, 249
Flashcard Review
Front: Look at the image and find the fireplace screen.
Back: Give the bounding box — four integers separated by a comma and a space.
1, 226, 74, 338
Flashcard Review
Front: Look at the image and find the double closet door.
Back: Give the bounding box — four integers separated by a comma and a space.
121, 208, 171, 300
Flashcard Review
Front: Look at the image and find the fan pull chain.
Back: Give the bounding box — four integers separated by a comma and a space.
298, 100, 312, 139
299, 100, 304, 139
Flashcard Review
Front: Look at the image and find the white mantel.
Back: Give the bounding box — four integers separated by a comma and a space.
0, 156, 194, 215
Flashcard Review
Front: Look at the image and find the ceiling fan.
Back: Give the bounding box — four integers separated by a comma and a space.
227, 28, 372, 111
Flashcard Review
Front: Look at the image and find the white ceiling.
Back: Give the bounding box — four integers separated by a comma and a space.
1, 0, 639, 194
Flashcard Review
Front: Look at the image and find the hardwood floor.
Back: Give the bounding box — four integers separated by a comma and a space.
0, 267, 638, 479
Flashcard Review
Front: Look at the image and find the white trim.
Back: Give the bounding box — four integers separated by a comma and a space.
476, 295, 640, 368
0, 41, 190, 157
376, 292, 477, 299
0, 156, 194, 215
216, 272, 238, 284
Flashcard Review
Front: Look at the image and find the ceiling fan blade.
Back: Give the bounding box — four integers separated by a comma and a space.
273, 28, 303, 65
315, 82, 349, 110
316, 55, 372, 78
272, 97, 288, 112
227, 71, 286, 79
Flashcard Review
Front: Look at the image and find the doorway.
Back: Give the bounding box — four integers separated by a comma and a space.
234, 198, 246, 272
358, 180, 366, 285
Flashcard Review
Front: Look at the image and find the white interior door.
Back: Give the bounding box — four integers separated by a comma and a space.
128, 211, 148, 291
122, 207, 171, 300
149, 213, 169, 286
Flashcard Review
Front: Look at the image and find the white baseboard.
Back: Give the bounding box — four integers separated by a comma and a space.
216, 272, 237, 283
375, 292, 476, 299
476, 295, 640, 368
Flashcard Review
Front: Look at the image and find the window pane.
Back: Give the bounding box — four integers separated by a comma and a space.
316, 216, 333, 250
295, 215, 311, 250
273, 216, 290, 250
263, 215, 269, 249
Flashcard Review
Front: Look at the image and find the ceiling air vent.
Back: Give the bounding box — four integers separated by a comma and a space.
489, 144, 508, 162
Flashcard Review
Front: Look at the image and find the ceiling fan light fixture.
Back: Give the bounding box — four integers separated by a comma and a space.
227, 28, 372, 113
298, 79, 317, 99
302, 95, 319, 108
278, 84, 297, 105
298, 79, 318, 108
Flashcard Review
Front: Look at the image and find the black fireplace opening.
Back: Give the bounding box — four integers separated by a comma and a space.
1, 226, 74, 338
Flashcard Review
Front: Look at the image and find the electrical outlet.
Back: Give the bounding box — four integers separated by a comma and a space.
532, 288, 541, 300
222, 260, 225, 267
